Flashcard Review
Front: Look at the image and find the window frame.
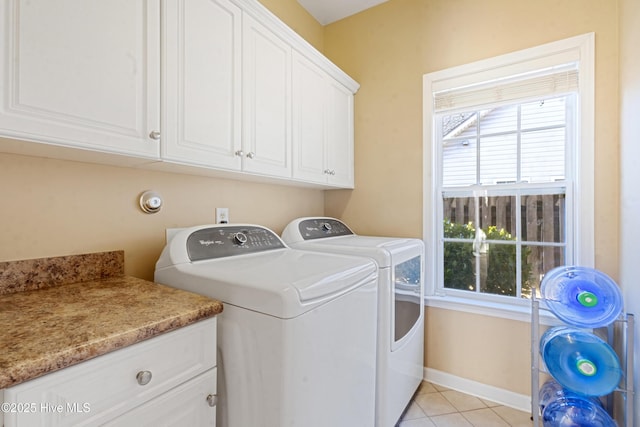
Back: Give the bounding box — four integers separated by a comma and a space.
422, 33, 595, 317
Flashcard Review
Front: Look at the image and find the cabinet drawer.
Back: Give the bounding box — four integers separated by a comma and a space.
4, 318, 216, 427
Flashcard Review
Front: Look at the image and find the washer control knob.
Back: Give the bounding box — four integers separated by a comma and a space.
234, 232, 248, 245
321, 222, 332, 232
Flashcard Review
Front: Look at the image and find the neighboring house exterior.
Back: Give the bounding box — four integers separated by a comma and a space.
442, 98, 566, 187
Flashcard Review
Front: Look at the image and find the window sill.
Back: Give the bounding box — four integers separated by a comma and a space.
424, 295, 564, 326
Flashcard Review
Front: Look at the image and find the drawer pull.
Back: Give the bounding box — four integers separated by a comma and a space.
206, 394, 218, 407
136, 370, 153, 386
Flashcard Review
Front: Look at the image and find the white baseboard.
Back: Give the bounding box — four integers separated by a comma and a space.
423, 368, 532, 413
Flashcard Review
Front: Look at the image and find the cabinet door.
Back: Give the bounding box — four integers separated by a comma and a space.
162, 0, 242, 170
0, 0, 160, 159
105, 369, 217, 427
326, 80, 355, 188
292, 52, 355, 188
242, 14, 291, 178
292, 52, 327, 184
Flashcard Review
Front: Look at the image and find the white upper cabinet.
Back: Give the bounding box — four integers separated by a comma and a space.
161, 0, 242, 170
292, 52, 354, 188
0, 0, 358, 187
241, 13, 292, 178
161, 2, 293, 179
0, 0, 161, 160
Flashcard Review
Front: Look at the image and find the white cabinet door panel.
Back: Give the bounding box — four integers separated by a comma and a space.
0, 0, 160, 158
326, 80, 355, 188
162, 0, 242, 170
105, 369, 216, 427
292, 53, 326, 183
242, 14, 291, 178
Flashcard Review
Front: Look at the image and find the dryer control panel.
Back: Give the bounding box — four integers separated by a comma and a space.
187, 225, 285, 261
297, 218, 354, 240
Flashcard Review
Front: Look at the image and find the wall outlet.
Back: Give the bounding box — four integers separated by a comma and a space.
216, 208, 229, 224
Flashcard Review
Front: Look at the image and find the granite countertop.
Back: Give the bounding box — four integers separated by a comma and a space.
0, 251, 223, 389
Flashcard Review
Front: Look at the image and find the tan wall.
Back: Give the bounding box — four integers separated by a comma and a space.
426, 307, 534, 389
258, 0, 324, 52
322, 0, 620, 395
0, 0, 326, 281
0, 153, 324, 281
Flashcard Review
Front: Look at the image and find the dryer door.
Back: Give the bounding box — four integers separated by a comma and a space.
392, 250, 424, 350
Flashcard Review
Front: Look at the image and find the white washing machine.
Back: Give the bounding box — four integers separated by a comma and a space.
154, 224, 378, 427
282, 217, 424, 427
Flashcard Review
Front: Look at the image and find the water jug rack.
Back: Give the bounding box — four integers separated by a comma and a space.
530, 291, 634, 426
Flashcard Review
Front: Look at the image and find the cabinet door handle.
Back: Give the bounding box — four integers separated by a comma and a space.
206, 394, 218, 407
136, 370, 153, 386
149, 130, 161, 140
246, 152, 255, 159
235, 150, 245, 157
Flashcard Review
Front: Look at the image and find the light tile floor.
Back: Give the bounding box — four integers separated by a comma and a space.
396, 381, 534, 427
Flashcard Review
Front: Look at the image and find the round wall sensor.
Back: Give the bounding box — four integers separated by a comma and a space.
139, 190, 163, 214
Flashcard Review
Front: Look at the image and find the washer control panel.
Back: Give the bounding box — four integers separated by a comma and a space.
187, 225, 285, 261
297, 218, 354, 240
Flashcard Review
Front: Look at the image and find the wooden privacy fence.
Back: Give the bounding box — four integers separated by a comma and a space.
443, 194, 565, 288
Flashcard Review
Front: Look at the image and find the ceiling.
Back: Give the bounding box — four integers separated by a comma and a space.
296, 0, 389, 25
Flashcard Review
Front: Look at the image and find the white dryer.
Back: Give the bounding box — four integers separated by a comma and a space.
154, 224, 378, 427
282, 217, 424, 427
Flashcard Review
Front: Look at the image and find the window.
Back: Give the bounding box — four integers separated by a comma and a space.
423, 34, 594, 309
440, 97, 571, 299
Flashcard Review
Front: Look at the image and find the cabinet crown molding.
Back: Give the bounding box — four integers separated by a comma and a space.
232, 0, 360, 94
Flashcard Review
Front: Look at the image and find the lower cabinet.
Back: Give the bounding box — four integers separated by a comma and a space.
1, 318, 217, 427
105, 369, 216, 427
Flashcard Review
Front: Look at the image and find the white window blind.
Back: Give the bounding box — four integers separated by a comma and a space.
434, 65, 579, 112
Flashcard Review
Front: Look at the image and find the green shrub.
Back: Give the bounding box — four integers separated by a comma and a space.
443, 220, 532, 297
443, 221, 475, 291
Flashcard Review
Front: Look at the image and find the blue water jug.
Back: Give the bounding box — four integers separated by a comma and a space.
539, 379, 616, 426
540, 327, 622, 397
541, 266, 623, 328
539, 379, 603, 413
541, 390, 616, 426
